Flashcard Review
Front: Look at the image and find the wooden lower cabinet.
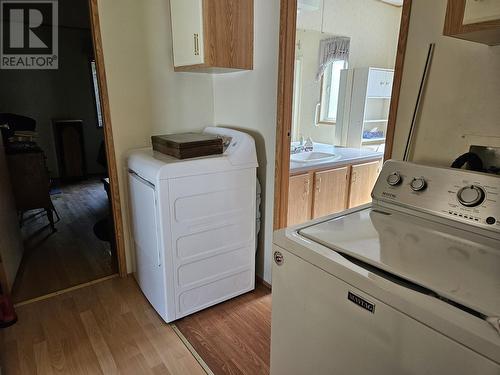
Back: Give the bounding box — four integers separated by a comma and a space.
348, 160, 381, 208
287, 158, 382, 226
287, 173, 312, 226
312, 166, 349, 219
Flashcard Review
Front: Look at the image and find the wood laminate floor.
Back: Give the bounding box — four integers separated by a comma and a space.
11, 179, 117, 303
0, 276, 205, 375
175, 283, 272, 375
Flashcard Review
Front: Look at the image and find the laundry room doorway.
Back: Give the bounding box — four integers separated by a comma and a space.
0, 0, 126, 304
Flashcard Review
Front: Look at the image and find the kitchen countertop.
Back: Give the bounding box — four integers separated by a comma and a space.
290, 143, 383, 175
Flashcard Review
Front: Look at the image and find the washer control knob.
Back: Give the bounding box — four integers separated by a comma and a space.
387, 172, 402, 186
410, 177, 427, 192
457, 185, 485, 207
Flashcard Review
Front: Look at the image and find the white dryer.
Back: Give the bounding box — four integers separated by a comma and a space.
127, 127, 257, 323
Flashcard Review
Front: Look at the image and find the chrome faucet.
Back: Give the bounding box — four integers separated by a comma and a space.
304, 137, 314, 152
291, 136, 314, 154
291, 144, 305, 154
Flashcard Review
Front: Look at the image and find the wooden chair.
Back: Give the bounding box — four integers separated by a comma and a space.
7, 150, 59, 232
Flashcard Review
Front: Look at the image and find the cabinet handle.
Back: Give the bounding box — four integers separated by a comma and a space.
194, 33, 200, 56
352, 172, 357, 183
304, 179, 310, 197
316, 176, 321, 193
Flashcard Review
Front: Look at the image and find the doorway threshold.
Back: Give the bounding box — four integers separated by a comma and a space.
14, 274, 119, 308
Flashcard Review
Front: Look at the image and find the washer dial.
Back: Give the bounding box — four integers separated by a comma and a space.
457, 185, 485, 207
387, 172, 402, 186
410, 177, 427, 191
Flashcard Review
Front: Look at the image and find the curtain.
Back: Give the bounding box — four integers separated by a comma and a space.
316, 36, 350, 81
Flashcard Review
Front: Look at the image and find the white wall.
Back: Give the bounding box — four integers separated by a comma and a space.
99, 0, 280, 282
294, 0, 401, 144
98, 0, 280, 282
140, 1, 216, 136
391, 0, 500, 164
97, 0, 214, 272
213, 0, 281, 283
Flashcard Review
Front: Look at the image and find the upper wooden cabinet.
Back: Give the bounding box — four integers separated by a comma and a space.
444, 0, 500, 46
170, 0, 254, 72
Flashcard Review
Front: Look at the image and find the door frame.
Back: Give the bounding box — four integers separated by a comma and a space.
88, 0, 127, 277
273, 0, 413, 230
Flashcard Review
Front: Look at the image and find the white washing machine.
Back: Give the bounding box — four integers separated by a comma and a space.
272, 160, 500, 375
127, 127, 257, 323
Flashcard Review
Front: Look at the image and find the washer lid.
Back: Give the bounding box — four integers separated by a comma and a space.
299, 208, 500, 318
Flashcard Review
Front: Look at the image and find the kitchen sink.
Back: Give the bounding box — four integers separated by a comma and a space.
290, 151, 341, 163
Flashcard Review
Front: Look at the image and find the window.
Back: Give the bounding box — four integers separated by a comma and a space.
318, 59, 347, 124
90, 60, 104, 128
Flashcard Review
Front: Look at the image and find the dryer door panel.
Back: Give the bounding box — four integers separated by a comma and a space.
128, 172, 166, 318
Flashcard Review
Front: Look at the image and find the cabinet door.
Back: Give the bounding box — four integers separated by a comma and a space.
312, 167, 349, 219
367, 69, 386, 98
348, 160, 381, 208
287, 174, 312, 226
382, 70, 394, 98
170, 0, 205, 67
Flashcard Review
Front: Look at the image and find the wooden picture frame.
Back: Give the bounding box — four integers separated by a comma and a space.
273, 0, 413, 230
443, 0, 500, 46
